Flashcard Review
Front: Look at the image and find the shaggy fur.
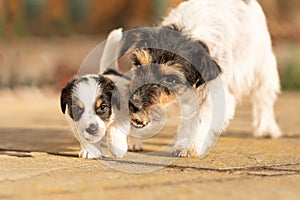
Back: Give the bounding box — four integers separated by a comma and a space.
121, 0, 281, 157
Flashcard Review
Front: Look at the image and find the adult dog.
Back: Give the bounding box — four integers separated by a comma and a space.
120, 0, 282, 157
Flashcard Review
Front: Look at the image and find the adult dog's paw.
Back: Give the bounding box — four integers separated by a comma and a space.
172, 147, 197, 157
127, 136, 143, 152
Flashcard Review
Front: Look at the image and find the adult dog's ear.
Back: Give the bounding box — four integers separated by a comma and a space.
120, 29, 147, 56
193, 50, 222, 88
60, 78, 77, 114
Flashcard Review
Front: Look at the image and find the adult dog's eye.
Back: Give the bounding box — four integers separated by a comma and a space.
163, 75, 179, 85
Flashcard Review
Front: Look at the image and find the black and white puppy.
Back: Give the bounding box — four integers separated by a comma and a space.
121, 0, 282, 157
60, 29, 130, 159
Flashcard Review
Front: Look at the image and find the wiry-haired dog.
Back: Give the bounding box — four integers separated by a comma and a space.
121, 0, 282, 157
60, 29, 130, 159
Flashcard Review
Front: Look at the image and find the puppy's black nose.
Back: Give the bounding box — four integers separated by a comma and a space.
85, 124, 98, 135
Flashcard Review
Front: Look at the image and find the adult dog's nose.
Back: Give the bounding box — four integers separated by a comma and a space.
85, 124, 98, 135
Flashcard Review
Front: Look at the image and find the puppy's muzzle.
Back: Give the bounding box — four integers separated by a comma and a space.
85, 123, 98, 135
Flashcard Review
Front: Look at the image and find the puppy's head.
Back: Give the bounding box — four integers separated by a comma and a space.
60, 74, 120, 143
121, 26, 221, 128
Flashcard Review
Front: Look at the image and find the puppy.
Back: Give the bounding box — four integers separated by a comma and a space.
60, 29, 130, 159
121, 0, 282, 157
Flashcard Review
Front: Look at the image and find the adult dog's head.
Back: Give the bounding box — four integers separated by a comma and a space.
60, 74, 120, 143
120, 26, 221, 129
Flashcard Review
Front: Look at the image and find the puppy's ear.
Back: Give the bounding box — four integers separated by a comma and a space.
193, 49, 221, 88
60, 78, 77, 114
111, 88, 121, 111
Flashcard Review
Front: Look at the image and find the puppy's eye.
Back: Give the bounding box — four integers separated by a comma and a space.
71, 106, 84, 120
73, 106, 83, 115
163, 75, 179, 85
96, 103, 109, 114
100, 104, 107, 110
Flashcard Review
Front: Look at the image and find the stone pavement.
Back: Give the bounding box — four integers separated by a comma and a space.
0, 90, 299, 200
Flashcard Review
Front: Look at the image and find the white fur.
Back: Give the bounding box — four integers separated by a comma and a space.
77, 77, 106, 143
65, 75, 129, 159
99, 28, 123, 74
64, 29, 131, 159
159, 0, 282, 156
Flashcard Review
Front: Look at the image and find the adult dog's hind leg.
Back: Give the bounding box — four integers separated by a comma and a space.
251, 50, 282, 138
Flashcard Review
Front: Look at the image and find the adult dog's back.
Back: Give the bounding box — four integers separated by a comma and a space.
162, 0, 279, 99
162, 0, 281, 139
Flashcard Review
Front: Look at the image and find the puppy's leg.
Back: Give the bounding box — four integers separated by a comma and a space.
107, 124, 128, 158
79, 143, 102, 159
127, 136, 143, 151
251, 50, 282, 138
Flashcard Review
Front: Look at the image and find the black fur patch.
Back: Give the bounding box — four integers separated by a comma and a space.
60, 77, 78, 114
93, 76, 120, 120
92, 75, 121, 112
103, 69, 131, 81
60, 75, 120, 121
121, 26, 221, 87
121, 26, 222, 114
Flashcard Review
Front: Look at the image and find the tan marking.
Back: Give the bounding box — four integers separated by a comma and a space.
95, 99, 103, 108
104, 121, 110, 128
76, 100, 84, 109
159, 93, 176, 105
161, 63, 185, 78
133, 50, 153, 65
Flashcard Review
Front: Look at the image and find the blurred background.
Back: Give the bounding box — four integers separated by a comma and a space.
0, 0, 300, 98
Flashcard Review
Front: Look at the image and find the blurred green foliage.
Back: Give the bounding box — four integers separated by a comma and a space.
26, 0, 44, 19
282, 59, 300, 90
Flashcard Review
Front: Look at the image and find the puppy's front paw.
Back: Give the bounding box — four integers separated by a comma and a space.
172, 147, 197, 157
79, 148, 101, 159
127, 136, 143, 152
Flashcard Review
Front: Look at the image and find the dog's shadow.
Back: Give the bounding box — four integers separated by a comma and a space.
0, 127, 79, 158
1, 127, 297, 160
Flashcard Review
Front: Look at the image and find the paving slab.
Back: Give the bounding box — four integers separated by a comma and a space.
0, 91, 299, 200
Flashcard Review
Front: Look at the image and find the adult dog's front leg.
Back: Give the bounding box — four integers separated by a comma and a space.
172, 99, 202, 157
127, 135, 143, 151
173, 85, 223, 157
173, 111, 216, 157
173, 114, 202, 157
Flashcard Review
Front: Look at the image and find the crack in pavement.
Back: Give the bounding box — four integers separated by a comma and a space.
104, 177, 243, 190
1, 149, 299, 179
100, 157, 300, 174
